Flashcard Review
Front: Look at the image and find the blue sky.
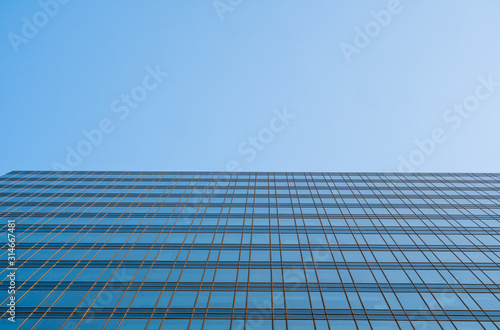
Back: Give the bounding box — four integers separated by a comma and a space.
1, 0, 500, 175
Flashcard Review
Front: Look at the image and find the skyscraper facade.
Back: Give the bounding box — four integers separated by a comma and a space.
1, 171, 500, 329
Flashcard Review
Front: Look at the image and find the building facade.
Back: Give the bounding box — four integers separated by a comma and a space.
1, 171, 500, 329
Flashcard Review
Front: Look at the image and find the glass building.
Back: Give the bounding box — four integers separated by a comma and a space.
1, 171, 500, 329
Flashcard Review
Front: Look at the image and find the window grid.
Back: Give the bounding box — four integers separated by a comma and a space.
1, 171, 500, 329
29, 172, 136, 328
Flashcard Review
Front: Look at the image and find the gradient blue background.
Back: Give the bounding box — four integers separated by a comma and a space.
1, 0, 500, 175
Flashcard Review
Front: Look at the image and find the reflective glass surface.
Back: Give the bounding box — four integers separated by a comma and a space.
0, 171, 500, 329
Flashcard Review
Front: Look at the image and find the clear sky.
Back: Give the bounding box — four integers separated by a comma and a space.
1, 0, 500, 175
